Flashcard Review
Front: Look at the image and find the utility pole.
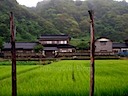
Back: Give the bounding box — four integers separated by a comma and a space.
88, 10, 95, 96
10, 12, 17, 96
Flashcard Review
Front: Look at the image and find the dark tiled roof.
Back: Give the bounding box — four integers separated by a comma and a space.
43, 44, 76, 48
57, 44, 76, 48
43, 44, 75, 51
112, 43, 128, 48
44, 47, 58, 51
3, 42, 37, 50
38, 35, 70, 40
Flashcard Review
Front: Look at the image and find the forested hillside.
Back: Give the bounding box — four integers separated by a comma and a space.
0, 0, 59, 43
0, 0, 128, 45
34, 0, 128, 41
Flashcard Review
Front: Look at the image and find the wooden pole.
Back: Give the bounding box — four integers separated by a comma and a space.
10, 12, 17, 96
88, 10, 95, 96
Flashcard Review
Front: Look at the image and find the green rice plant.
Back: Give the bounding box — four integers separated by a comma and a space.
0, 60, 128, 96
0, 61, 42, 65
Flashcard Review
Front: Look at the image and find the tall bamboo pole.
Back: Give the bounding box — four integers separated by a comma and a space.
88, 10, 95, 96
10, 12, 17, 96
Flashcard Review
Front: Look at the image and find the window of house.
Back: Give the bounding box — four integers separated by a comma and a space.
59, 41, 63, 44
64, 41, 67, 44
60, 49, 72, 52
62, 50, 67, 52
54, 41, 57, 44
59, 41, 67, 44
46, 41, 52, 44
60, 49, 67, 52
68, 49, 72, 52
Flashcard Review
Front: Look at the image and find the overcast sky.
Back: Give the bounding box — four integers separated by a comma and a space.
16, 0, 127, 7
16, 0, 43, 7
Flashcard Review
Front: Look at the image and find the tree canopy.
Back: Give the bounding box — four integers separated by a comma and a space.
0, 0, 128, 43
34, 44, 44, 53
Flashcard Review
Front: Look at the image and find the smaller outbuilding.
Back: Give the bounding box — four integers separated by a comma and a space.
95, 37, 113, 53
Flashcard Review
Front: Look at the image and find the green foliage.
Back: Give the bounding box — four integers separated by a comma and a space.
76, 41, 89, 49
34, 44, 44, 53
0, 0, 59, 42
35, 0, 128, 41
0, 60, 128, 96
71, 36, 90, 49
0, 37, 4, 49
0, 0, 128, 43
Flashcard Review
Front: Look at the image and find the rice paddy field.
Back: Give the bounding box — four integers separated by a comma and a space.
0, 60, 128, 96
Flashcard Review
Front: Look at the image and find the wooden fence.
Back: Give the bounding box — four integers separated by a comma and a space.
58, 52, 115, 57
2, 51, 117, 60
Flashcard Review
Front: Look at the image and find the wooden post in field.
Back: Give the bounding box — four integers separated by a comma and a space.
88, 10, 95, 96
10, 12, 17, 96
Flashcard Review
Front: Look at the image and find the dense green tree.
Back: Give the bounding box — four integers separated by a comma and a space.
0, 37, 4, 49
34, 44, 44, 53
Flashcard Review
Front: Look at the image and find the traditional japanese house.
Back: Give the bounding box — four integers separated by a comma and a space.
2, 42, 37, 58
2, 35, 76, 58
112, 42, 128, 53
38, 35, 76, 57
94, 37, 114, 55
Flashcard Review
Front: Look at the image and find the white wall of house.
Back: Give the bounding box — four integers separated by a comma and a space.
39, 40, 68, 44
121, 48, 128, 52
59, 48, 73, 52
